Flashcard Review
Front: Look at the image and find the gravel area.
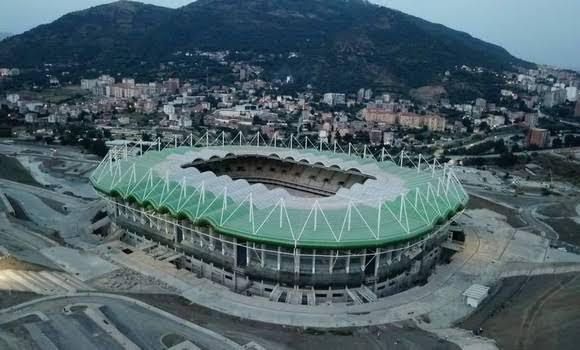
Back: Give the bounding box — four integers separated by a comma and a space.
88, 268, 180, 294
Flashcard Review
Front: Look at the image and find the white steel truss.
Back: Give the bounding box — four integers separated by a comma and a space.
91, 131, 467, 245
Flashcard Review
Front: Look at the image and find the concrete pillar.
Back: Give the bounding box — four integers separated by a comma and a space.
220, 234, 225, 255
260, 244, 265, 268
374, 248, 380, 277
329, 250, 334, 274
361, 249, 367, 272
346, 250, 351, 273
312, 249, 316, 274
260, 280, 264, 296
294, 248, 300, 274
234, 268, 237, 293
173, 220, 178, 243
233, 238, 238, 267
276, 246, 281, 271
246, 243, 250, 266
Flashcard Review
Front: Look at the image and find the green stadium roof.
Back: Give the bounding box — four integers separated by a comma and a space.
90, 145, 468, 249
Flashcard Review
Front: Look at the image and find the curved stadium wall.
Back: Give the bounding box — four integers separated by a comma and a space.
90, 133, 468, 304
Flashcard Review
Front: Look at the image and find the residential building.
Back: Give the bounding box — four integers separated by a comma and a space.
543, 89, 567, 108
500, 89, 516, 99
25, 102, 44, 113
524, 113, 539, 128
364, 89, 373, 101
357, 88, 365, 102
6, 94, 19, 104
566, 86, 578, 102
48, 114, 67, 124
163, 78, 180, 94
507, 111, 525, 124
214, 104, 259, 120
24, 113, 38, 124
179, 116, 193, 128
398, 113, 424, 129
383, 132, 395, 146
319, 129, 329, 144
163, 104, 177, 119
485, 115, 506, 128
81, 79, 96, 90
323, 93, 346, 106
526, 128, 549, 148
118, 116, 131, 126
369, 129, 383, 145
362, 107, 397, 125
425, 115, 447, 132
81, 75, 115, 96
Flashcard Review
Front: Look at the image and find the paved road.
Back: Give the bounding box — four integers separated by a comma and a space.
0, 294, 242, 350
20, 153, 100, 165
466, 186, 561, 240
448, 146, 580, 160
520, 204, 560, 240
0, 142, 100, 163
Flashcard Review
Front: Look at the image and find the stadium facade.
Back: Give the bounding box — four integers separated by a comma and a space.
90, 133, 468, 305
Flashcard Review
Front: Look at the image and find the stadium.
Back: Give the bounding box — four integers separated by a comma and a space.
90, 133, 468, 305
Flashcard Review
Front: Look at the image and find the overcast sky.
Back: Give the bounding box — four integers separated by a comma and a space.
1, 0, 578, 70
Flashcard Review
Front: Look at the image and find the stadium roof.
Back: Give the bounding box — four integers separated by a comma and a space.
90, 144, 468, 249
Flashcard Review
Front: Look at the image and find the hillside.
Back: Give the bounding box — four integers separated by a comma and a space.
0, 0, 533, 95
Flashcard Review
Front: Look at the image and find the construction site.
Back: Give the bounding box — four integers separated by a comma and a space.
0, 135, 580, 349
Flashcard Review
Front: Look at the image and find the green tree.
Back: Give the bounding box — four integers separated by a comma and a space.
141, 132, 152, 142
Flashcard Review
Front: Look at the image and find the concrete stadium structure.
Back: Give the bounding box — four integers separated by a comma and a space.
90, 133, 468, 305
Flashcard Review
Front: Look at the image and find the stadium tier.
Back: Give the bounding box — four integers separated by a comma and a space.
90, 138, 468, 304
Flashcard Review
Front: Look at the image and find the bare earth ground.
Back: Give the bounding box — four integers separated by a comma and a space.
545, 218, 580, 246
537, 201, 579, 218
128, 293, 459, 350
458, 273, 580, 350
34, 195, 69, 215
467, 195, 526, 228
11, 87, 89, 105
0, 257, 51, 272
4, 195, 31, 221
535, 154, 580, 186
0, 154, 41, 187
537, 200, 580, 246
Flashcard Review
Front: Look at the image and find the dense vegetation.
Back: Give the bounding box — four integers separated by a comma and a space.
446, 139, 508, 156
0, 0, 532, 96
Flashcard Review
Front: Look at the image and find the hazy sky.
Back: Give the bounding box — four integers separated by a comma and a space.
0, 0, 578, 70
